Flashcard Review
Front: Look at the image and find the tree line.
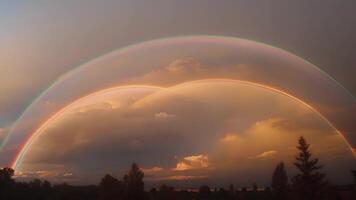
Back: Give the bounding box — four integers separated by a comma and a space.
0, 137, 355, 200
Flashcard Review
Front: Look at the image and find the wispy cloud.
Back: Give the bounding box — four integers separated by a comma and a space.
154, 112, 175, 119
141, 166, 164, 174
255, 150, 277, 159
14, 170, 74, 180
158, 175, 208, 181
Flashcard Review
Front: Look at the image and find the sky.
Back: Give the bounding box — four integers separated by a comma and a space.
0, 0, 356, 186
15, 80, 355, 186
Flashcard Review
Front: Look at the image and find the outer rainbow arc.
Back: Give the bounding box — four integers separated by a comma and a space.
11, 79, 355, 170
3, 35, 355, 155
11, 85, 164, 170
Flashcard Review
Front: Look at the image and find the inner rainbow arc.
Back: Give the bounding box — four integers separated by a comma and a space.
11, 85, 164, 170
11, 79, 355, 170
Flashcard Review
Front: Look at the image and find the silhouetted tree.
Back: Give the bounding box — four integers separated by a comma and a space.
252, 182, 258, 192
272, 162, 288, 199
41, 180, 53, 199
229, 184, 235, 196
158, 184, 175, 200
123, 163, 145, 200
0, 167, 14, 184
215, 187, 232, 199
198, 185, 211, 199
149, 187, 158, 199
0, 167, 15, 199
352, 170, 356, 190
99, 174, 125, 200
1, 160, 353, 200
42, 180, 51, 189
292, 137, 326, 200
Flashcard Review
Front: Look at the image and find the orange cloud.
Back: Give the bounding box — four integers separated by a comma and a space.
159, 175, 208, 181
255, 150, 278, 158
154, 112, 175, 119
14, 170, 74, 180
220, 133, 240, 143
174, 154, 210, 171
141, 166, 164, 174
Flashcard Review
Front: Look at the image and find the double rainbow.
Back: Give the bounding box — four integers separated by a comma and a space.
1, 35, 354, 170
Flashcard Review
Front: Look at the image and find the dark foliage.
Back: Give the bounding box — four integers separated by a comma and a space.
99, 174, 125, 200
0, 137, 355, 200
292, 136, 327, 200
198, 185, 211, 199
123, 163, 145, 200
0, 167, 14, 199
272, 162, 289, 199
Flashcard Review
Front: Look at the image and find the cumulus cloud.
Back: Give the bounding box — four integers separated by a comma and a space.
220, 133, 240, 143
174, 154, 210, 171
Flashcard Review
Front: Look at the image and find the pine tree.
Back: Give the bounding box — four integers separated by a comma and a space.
292, 137, 326, 200
123, 163, 145, 200
271, 162, 288, 199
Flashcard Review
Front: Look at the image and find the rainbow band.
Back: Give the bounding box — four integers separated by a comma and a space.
3, 35, 355, 169
2, 35, 355, 155
11, 79, 355, 170
11, 85, 164, 169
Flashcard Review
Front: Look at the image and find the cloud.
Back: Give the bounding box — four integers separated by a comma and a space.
126, 58, 255, 87
2, 36, 355, 175
220, 133, 240, 143
255, 150, 277, 159
14, 170, 74, 181
157, 175, 208, 181
18, 81, 355, 185
141, 166, 164, 175
63, 172, 74, 177
154, 112, 175, 119
166, 58, 204, 74
174, 154, 210, 171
